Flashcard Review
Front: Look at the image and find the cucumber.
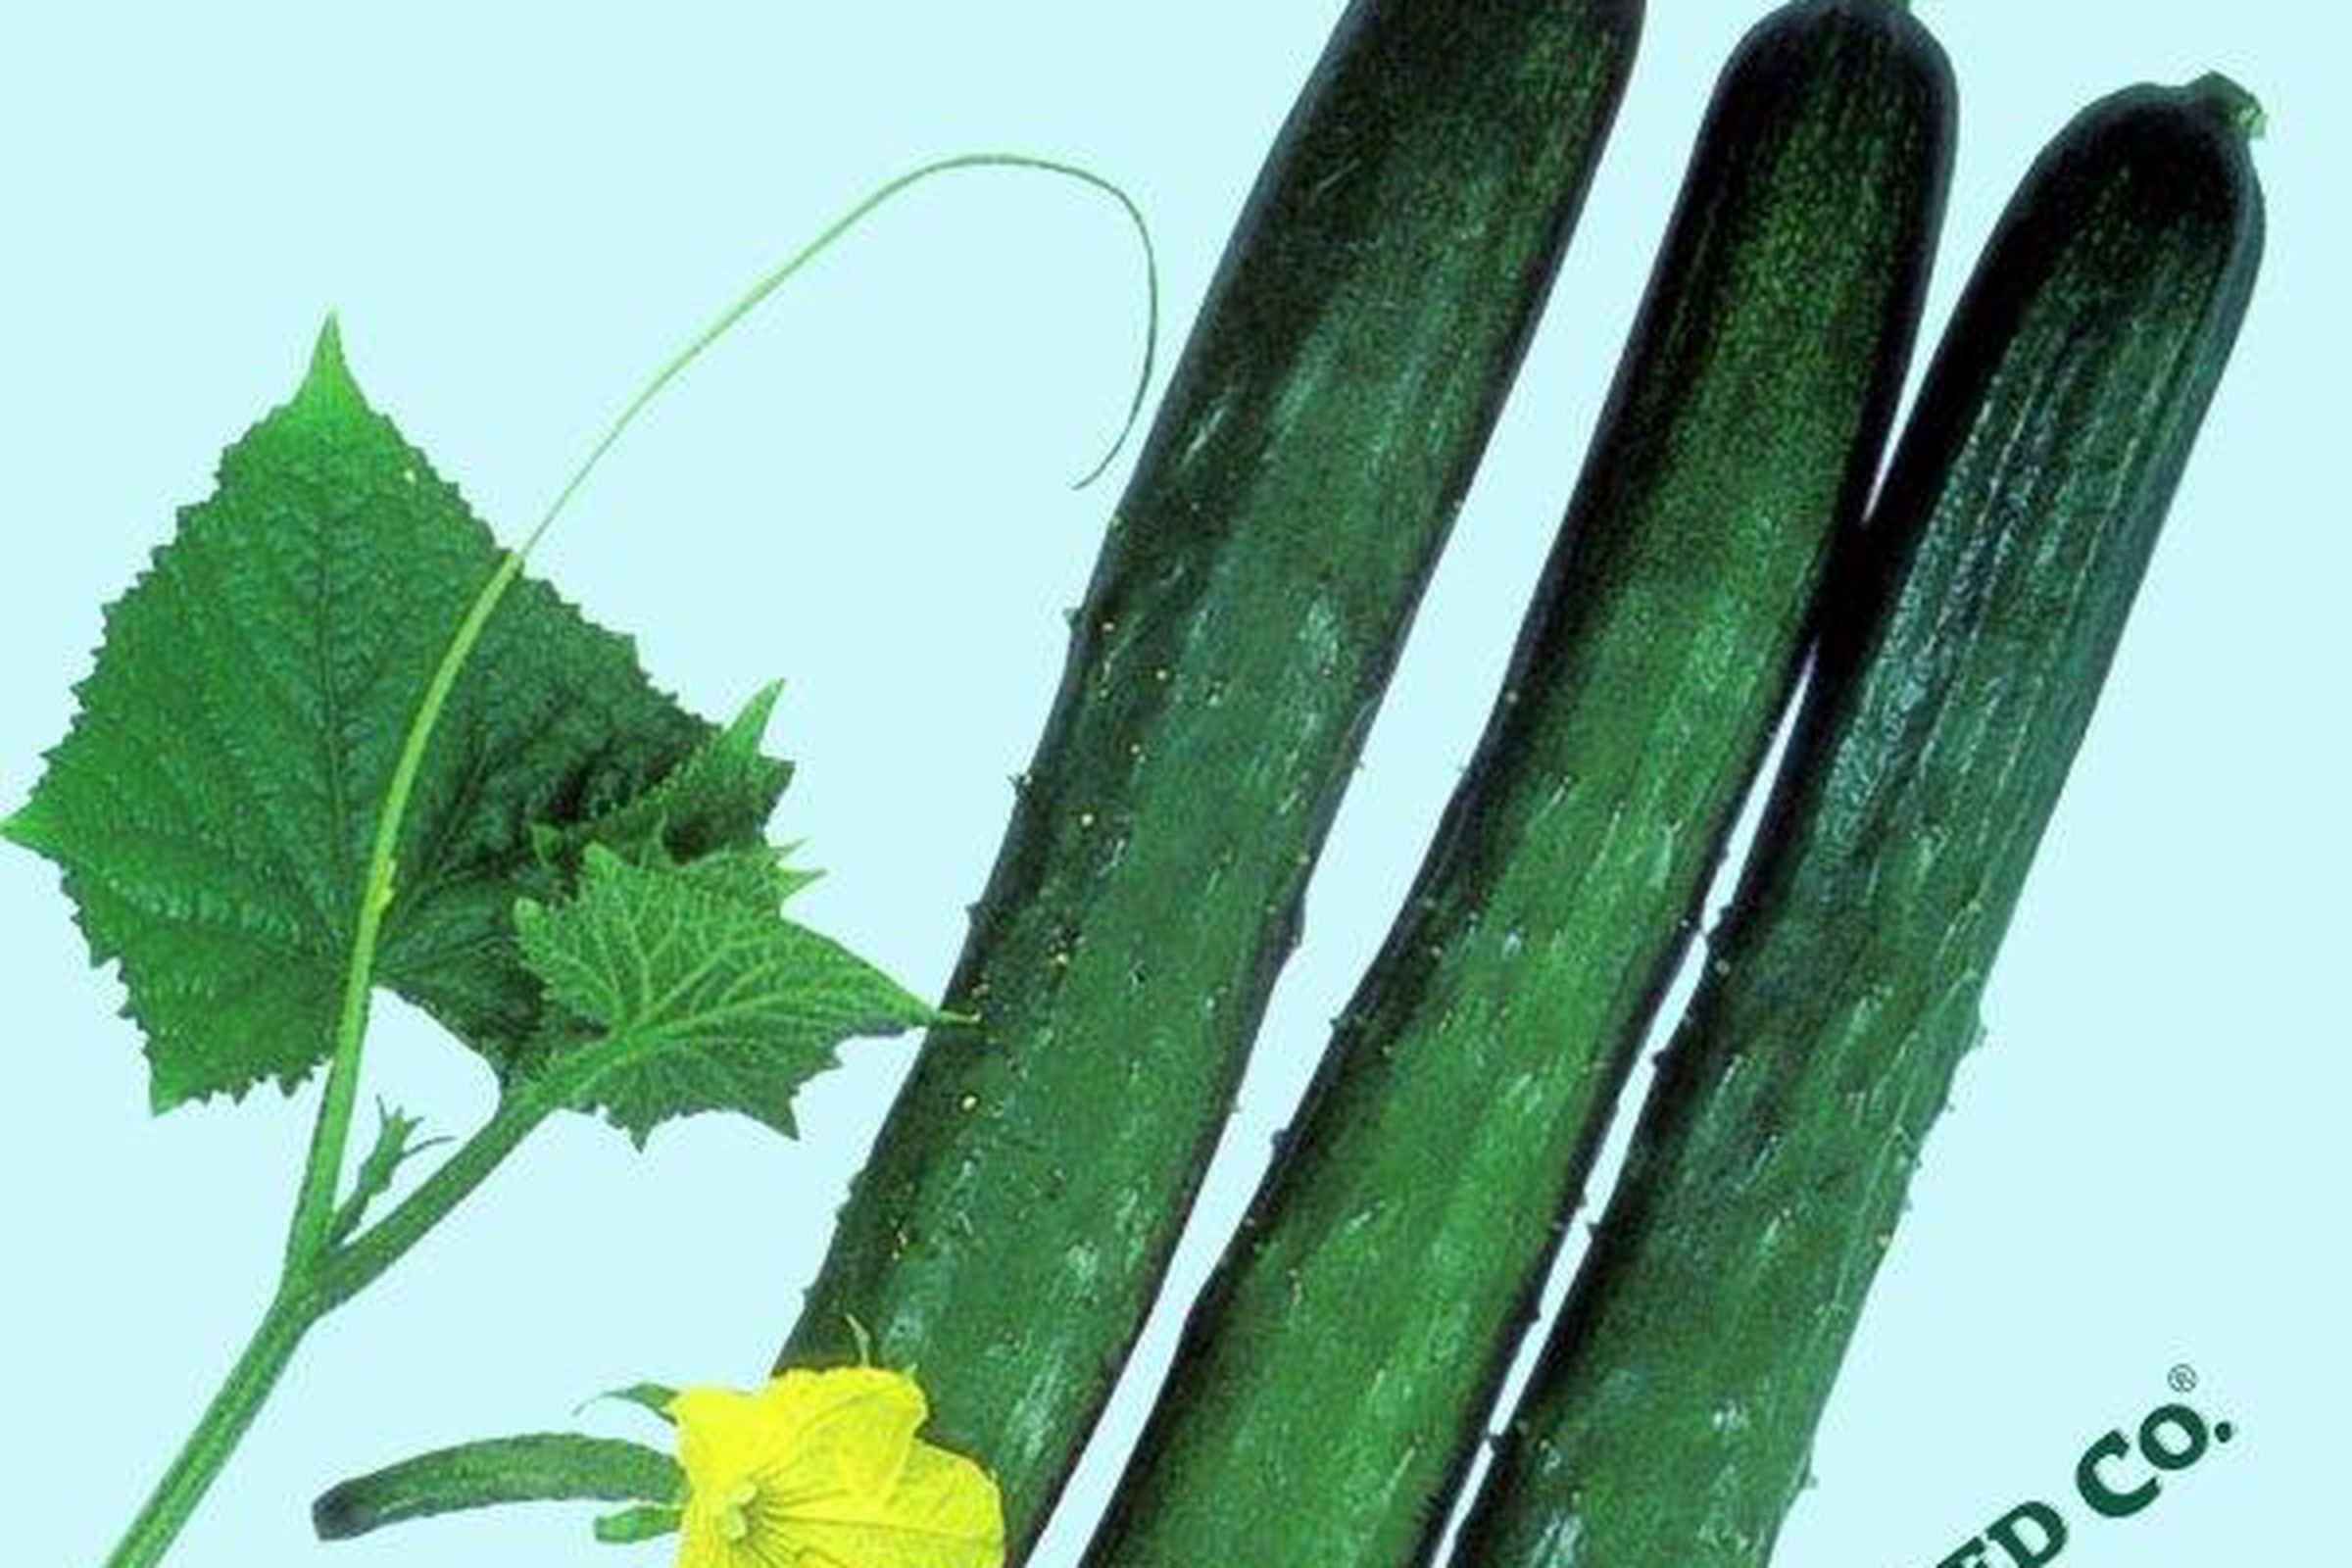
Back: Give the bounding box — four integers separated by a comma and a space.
311, 1435, 678, 1542
1074, 8, 1951, 1568
1450, 76, 2266, 1568
776, 0, 1642, 1544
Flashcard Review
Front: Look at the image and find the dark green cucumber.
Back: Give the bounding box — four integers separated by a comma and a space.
776, 0, 1642, 1545
1452, 76, 2266, 1568
1076, 8, 1950, 1568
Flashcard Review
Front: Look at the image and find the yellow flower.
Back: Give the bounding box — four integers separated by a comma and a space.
670, 1367, 1004, 1568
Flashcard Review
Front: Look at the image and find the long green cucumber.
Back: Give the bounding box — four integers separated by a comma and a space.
775, 0, 1642, 1544
1451, 75, 2266, 1568
1075, 8, 1950, 1568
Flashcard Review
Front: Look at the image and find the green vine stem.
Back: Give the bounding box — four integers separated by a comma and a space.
96, 151, 1157, 1568
99, 1293, 316, 1568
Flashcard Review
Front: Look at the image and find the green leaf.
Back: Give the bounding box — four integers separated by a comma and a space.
580, 1383, 683, 1425
533, 679, 793, 873
2, 321, 782, 1108
327, 1100, 448, 1246
594, 1502, 683, 1544
517, 845, 936, 1144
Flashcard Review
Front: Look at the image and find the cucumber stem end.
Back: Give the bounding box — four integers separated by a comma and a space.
2187, 72, 2268, 140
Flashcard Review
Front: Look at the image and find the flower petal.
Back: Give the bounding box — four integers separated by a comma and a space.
669, 1367, 1003, 1568
671, 1386, 769, 1493
753, 1367, 928, 1500
775, 1438, 1005, 1568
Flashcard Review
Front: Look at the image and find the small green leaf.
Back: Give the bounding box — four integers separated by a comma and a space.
580, 1382, 682, 1425
8, 323, 770, 1108
517, 846, 936, 1144
535, 682, 793, 872
327, 1101, 449, 1245
594, 1502, 683, 1544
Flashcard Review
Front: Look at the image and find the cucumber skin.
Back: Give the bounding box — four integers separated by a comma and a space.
1077, 8, 1952, 1568
777, 0, 1641, 1544
1453, 82, 2266, 1568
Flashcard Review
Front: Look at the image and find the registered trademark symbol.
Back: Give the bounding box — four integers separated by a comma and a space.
2169, 1363, 2198, 1394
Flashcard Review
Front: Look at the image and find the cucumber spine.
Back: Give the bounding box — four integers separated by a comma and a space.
1076, 7, 1953, 1568
776, 0, 1643, 1546
1452, 74, 2266, 1568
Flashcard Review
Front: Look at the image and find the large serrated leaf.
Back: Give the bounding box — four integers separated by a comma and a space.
517, 846, 935, 1145
2, 322, 775, 1108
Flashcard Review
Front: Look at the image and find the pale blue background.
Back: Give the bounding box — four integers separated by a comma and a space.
1, 4, 2342, 1564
